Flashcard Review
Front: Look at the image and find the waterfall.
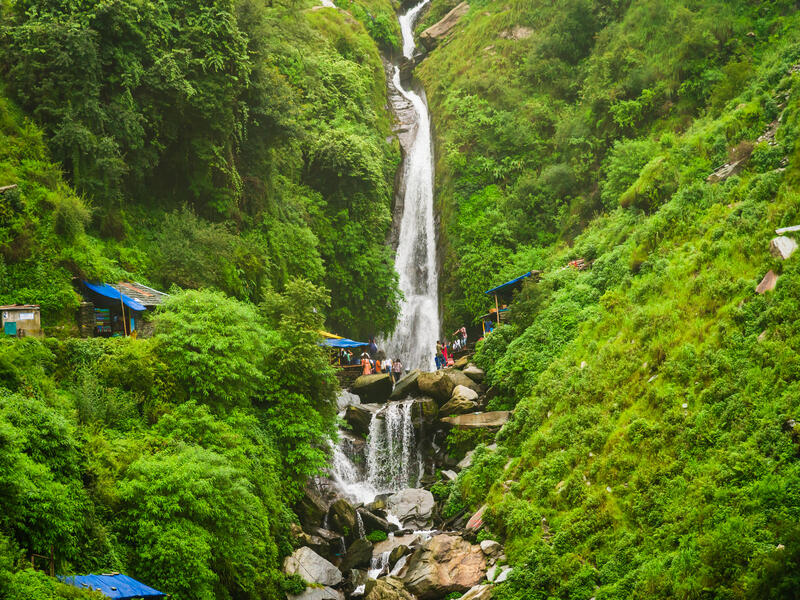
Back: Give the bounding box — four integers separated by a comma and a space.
356, 511, 366, 539
366, 400, 421, 491
382, 0, 440, 372
368, 551, 391, 579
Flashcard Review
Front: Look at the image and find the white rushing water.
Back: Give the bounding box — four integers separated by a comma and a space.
382, 0, 440, 372
331, 401, 422, 505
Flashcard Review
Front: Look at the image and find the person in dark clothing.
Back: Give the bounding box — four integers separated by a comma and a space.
369, 338, 378, 358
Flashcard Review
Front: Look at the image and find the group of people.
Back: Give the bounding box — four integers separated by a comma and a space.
360, 351, 404, 382
434, 327, 468, 369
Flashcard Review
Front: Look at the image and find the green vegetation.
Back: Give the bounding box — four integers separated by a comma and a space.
366, 530, 389, 542
0, 282, 336, 598
0, 0, 401, 339
420, 0, 800, 597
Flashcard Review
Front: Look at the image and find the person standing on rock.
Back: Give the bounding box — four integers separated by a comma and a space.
435, 341, 443, 369
392, 358, 403, 383
442, 342, 451, 367
383, 356, 393, 378
361, 352, 372, 375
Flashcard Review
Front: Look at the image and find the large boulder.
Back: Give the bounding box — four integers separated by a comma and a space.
402, 534, 486, 599
345, 404, 377, 437
353, 374, 394, 403
390, 370, 421, 400
440, 386, 479, 416
365, 577, 415, 600
463, 365, 485, 383
283, 546, 342, 587
389, 544, 410, 567
295, 485, 328, 530
445, 369, 481, 393
340, 538, 374, 571
328, 498, 357, 538
419, 1, 470, 50
441, 411, 511, 430
453, 356, 470, 370
466, 505, 487, 532
417, 371, 455, 404
386, 489, 435, 529
290, 524, 332, 560
411, 397, 439, 424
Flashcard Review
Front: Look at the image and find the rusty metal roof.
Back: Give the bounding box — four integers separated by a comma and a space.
109, 282, 169, 307
0, 304, 40, 310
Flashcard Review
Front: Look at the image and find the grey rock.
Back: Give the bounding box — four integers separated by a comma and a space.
389, 544, 410, 567
441, 469, 458, 481
457, 451, 474, 470
494, 567, 513, 583
287, 587, 343, 600
756, 270, 779, 294
441, 411, 511, 430
770, 236, 797, 260
441, 386, 479, 416
341, 538, 374, 571
387, 488, 435, 529
410, 397, 439, 425
445, 369, 481, 393
462, 584, 494, 600
480, 540, 501, 556
417, 371, 455, 404
353, 374, 394, 404
358, 508, 396, 534
364, 577, 414, 600
283, 546, 342, 587
390, 370, 421, 399
463, 365, 485, 383
345, 404, 377, 437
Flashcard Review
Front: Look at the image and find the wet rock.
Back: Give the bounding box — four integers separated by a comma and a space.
345, 404, 377, 437
441, 411, 511, 430
417, 371, 455, 404
387, 488, 435, 529
402, 534, 487, 599
367, 497, 387, 513
295, 485, 328, 530
389, 544, 410, 566
283, 546, 343, 586
756, 270, 779, 294
480, 540, 501, 556
391, 370, 421, 399
337, 389, 361, 411
364, 577, 414, 600
347, 570, 372, 596
466, 505, 487, 532
341, 538, 374, 571
328, 498, 357, 539
463, 365, 485, 383
420, 1, 470, 50
770, 236, 797, 260
373, 533, 419, 557
353, 374, 394, 404
462, 585, 494, 600
441, 386, 479, 416
359, 507, 396, 534
411, 397, 439, 424
287, 587, 343, 600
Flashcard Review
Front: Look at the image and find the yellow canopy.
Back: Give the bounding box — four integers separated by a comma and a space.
319, 330, 344, 339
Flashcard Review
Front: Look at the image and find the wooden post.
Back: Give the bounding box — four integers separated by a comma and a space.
495, 293, 501, 325
119, 291, 127, 336
50, 546, 54, 577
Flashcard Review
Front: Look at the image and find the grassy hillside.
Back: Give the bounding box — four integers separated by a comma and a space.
0, 0, 400, 339
419, 0, 800, 597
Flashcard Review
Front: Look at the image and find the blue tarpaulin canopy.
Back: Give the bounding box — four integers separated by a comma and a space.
321, 338, 369, 348
59, 573, 165, 599
82, 281, 147, 311
484, 271, 535, 296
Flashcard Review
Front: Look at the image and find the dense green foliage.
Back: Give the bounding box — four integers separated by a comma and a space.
422, 0, 800, 597
0, 284, 338, 598
0, 0, 400, 339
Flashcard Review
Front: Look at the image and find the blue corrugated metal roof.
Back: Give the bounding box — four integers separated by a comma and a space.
82, 281, 147, 311
484, 271, 534, 295
59, 573, 165, 599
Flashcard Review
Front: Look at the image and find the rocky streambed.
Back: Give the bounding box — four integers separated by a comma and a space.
284, 358, 513, 599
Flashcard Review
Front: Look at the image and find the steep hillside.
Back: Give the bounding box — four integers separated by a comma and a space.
0, 0, 400, 339
419, 1, 800, 597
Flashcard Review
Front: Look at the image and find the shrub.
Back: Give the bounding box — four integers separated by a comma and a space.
366, 530, 388, 543
280, 574, 306, 595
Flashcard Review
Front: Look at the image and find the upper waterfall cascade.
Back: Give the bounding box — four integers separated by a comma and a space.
382, 0, 440, 372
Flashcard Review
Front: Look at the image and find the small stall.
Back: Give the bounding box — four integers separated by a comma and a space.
1, 304, 42, 337
480, 270, 542, 335
79, 281, 168, 337
60, 573, 166, 599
